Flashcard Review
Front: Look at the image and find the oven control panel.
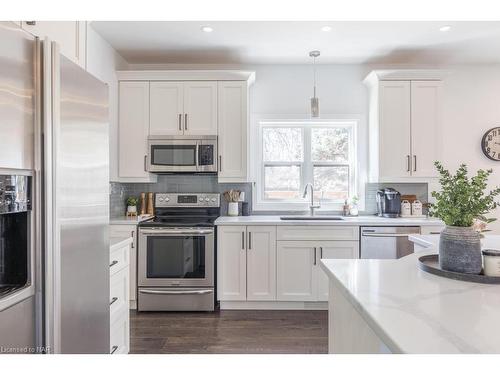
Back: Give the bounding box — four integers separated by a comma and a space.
155, 193, 220, 207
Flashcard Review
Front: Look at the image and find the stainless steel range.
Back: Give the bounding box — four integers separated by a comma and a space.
137, 193, 220, 311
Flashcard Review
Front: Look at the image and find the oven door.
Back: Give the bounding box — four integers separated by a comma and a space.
148, 139, 198, 172
138, 227, 214, 287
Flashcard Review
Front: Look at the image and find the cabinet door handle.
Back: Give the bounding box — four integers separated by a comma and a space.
130, 230, 135, 248
406, 155, 410, 172
248, 232, 252, 250
144, 155, 148, 172
413, 155, 417, 172
178, 113, 182, 131
110, 297, 118, 306
320, 247, 323, 259
313, 247, 317, 265
184, 113, 188, 131
109, 260, 118, 268
110, 345, 118, 354
218, 155, 222, 172
241, 231, 245, 250
25, 21, 36, 26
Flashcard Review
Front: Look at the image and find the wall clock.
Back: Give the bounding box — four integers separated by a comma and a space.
482, 127, 500, 161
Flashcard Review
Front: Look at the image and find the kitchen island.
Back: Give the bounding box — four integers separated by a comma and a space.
320, 235, 500, 353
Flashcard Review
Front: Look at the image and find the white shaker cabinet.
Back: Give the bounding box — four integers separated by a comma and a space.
217, 81, 249, 182
217, 226, 247, 301
217, 225, 276, 301
276, 242, 317, 301
183, 82, 218, 135
149, 82, 184, 136
118, 81, 156, 182
21, 21, 86, 68
246, 226, 276, 301
410, 80, 443, 178
365, 71, 442, 182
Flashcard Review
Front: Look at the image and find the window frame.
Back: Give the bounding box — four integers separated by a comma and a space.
253, 118, 359, 211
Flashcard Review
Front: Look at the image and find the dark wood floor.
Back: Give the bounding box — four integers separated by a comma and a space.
130, 309, 328, 354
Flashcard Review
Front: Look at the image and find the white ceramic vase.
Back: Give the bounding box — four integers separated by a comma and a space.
228, 202, 239, 216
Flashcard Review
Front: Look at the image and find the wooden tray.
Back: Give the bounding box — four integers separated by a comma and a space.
418, 254, 500, 284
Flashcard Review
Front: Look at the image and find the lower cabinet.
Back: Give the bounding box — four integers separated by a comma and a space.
109, 239, 131, 354
217, 225, 276, 301
217, 225, 359, 304
276, 240, 359, 302
110, 224, 137, 307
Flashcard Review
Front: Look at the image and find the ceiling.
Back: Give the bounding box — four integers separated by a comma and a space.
91, 21, 500, 65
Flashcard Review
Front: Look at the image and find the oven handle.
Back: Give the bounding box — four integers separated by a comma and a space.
139, 289, 213, 295
140, 228, 214, 235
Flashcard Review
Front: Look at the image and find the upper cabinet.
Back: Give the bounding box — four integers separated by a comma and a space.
217, 81, 249, 182
364, 70, 443, 182
20, 21, 87, 68
118, 81, 157, 182
150, 81, 217, 136
116, 71, 255, 183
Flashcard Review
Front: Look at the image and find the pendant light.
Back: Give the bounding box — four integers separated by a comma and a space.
309, 50, 320, 118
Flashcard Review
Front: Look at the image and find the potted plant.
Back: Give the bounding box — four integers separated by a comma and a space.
126, 197, 138, 216
430, 162, 500, 274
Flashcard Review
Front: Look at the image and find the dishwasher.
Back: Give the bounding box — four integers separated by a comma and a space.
360, 226, 421, 259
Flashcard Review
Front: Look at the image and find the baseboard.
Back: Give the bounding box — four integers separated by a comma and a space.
130, 300, 137, 310
219, 301, 328, 310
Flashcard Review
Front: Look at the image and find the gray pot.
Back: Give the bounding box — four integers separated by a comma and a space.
439, 226, 482, 274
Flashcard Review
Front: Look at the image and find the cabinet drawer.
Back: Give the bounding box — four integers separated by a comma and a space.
110, 266, 129, 320
420, 225, 444, 235
110, 310, 129, 354
110, 225, 136, 249
109, 243, 130, 276
277, 226, 359, 241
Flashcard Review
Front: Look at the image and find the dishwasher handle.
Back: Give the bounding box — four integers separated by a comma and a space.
362, 233, 415, 238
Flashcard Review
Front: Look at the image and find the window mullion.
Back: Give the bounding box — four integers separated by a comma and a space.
303, 126, 312, 192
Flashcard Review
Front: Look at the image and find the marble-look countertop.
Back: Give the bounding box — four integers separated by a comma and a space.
110, 214, 154, 225
320, 238, 500, 353
215, 215, 443, 226
110, 236, 133, 252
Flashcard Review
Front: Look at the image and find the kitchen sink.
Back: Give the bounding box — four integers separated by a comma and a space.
280, 216, 344, 221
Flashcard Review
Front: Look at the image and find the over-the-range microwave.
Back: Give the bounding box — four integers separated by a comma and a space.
147, 135, 218, 173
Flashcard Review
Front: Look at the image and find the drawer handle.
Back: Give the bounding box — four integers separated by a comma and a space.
110, 345, 118, 354
109, 260, 118, 268
110, 297, 118, 306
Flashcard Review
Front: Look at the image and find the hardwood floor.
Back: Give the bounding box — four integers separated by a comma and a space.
130, 309, 328, 354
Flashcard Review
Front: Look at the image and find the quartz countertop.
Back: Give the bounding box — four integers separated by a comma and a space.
110, 214, 154, 225
109, 236, 133, 252
215, 215, 443, 226
320, 237, 500, 353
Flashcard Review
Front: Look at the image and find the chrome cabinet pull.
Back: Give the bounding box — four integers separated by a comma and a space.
320, 247, 323, 259
110, 345, 118, 354
144, 155, 148, 172
218, 155, 222, 172
26, 21, 36, 26
184, 113, 188, 131
110, 297, 118, 306
130, 230, 135, 248
109, 260, 118, 268
242, 231, 245, 250
178, 113, 182, 131
248, 232, 252, 250
406, 155, 410, 172
413, 155, 417, 172
313, 247, 317, 265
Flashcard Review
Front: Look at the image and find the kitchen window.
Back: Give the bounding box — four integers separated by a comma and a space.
254, 120, 358, 211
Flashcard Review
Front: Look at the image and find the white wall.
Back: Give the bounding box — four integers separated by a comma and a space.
128, 62, 500, 231
86, 24, 129, 181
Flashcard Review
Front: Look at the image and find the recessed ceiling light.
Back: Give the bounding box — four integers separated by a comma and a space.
201, 26, 213, 33
321, 26, 332, 32
439, 25, 451, 32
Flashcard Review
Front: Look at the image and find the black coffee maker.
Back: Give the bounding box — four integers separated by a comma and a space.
376, 188, 401, 218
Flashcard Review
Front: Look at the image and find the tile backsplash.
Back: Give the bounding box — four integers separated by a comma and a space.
110, 177, 428, 217
110, 175, 251, 217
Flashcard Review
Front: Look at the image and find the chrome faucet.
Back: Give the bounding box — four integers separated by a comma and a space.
303, 183, 321, 216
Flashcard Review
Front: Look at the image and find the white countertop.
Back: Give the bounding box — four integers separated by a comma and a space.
110, 236, 133, 252
320, 239, 500, 353
215, 215, 443, 226
110, 214, 154, 225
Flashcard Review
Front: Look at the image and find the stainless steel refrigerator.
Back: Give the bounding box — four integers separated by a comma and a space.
0, 21, 110, 354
